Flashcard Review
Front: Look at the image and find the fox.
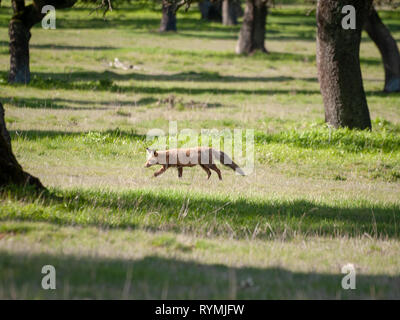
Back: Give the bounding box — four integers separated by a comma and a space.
144, 147, 245, 180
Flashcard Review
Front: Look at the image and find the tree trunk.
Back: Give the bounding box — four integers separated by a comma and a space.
0, 102, 44, 189
235, 0, 244, 18
364, 8, 400, 93
236, 0, 268, 54
199, 0, 222, 22
8, 1, 77, 84
316, 0, 372, 130
8, 2, 43, 84
159, 3, 177, 32
8, 19, 31, 84
222, 0, 237, 26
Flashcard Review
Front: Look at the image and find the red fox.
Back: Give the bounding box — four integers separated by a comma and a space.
144, 147, 245, 180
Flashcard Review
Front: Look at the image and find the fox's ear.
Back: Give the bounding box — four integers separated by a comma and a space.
146, 148, 157, 156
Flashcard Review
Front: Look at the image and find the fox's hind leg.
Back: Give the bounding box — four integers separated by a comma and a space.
200, 165, 211, 179
209, 164, 222, 180
177, 167, 183, 178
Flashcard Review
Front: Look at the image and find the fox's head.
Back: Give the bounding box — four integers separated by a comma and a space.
144, 148, 159, 167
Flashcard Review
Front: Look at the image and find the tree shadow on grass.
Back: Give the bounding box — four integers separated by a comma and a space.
0, 250, 399, 299
1, 185, 399, 240
9, 129, 147, 141
51, 16, 241, 34
0, 41, 118, 51
30, 43, 118, 51
2, 96, 109, 111
30, 70, 318, 83
366, 91, 400, 97
2, 96, 159, 110
0, 71, 322, 96
80, 86, 322, 96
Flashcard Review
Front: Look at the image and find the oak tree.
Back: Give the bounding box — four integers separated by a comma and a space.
317, 0, 373, 129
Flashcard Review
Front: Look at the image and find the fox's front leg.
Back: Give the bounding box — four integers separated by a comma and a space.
200, 165, 211, 179
154, 165, 167, 177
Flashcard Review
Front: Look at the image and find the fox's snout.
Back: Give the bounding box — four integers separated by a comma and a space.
145, 160, 156, 168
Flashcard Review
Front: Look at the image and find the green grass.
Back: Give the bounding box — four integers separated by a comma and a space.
2, 221, 400, 299
1, 186, 399, 239
0, 1, 400, 299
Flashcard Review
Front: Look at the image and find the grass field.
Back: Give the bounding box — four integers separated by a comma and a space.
0, 1, 400, 299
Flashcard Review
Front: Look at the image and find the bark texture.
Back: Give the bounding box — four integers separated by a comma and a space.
199, 0, 222, 22
159, 3, 177, 32
222, 0, 237, 25
364, 7, 400, 93
8, 19, 31, 83
0, 102, 44, 189
8, 0, 77, 84
236, 0, 268, 54
8, 2, 41, 83
317, 0, 372, 130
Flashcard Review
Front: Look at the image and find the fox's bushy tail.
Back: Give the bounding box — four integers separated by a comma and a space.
212, 149, 246, 176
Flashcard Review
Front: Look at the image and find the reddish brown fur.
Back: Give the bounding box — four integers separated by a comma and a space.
144, 147, 245, 180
